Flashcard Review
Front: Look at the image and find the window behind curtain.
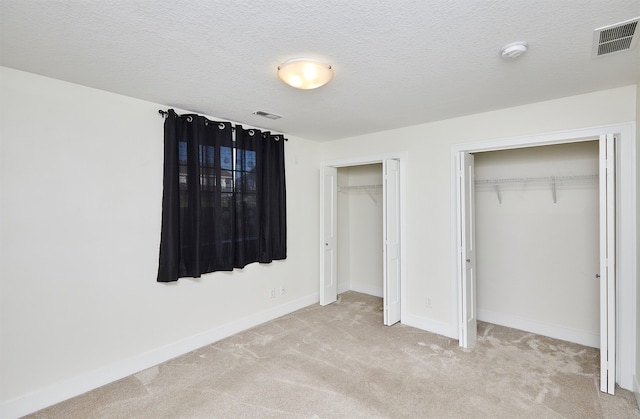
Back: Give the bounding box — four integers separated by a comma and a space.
157, 110, 286, 282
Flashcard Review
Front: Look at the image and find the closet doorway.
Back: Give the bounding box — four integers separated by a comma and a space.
320, 153, 407, 326
452, 123, 637, 396
473, 141, 600, 349
336, 164, 384, 298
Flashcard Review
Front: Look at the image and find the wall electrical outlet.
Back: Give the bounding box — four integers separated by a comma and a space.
280, 285, 286, 295
270, 288, 276, 299
426, 297, 432, 308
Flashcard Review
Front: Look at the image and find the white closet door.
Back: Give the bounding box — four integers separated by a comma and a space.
383, 159, 401, 325
320, 166, 338, 306
599, 134, 616, 394
459, 152, 477, 348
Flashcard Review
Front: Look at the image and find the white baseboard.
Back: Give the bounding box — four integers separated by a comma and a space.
401, 313, 456, 339
350, 283, 383, 298
337, 282, 351, 295
337, 285, 455, 340
0, 293, 319, 419
477, 309, 600, 348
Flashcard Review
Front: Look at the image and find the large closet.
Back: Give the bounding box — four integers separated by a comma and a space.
336, 163, 383, 297
473, 141, 600, 347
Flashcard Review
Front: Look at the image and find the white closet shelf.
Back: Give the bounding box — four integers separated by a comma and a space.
338, 184, 383, 204
338, 184, 383, 192
475, 174, 598, 186
475, 174, 598, 204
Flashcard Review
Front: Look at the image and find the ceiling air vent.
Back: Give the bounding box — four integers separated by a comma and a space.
592, 17, 639, 57
253, 110, 282, 120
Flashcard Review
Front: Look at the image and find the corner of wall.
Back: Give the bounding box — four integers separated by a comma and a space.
635, 80, 640, 402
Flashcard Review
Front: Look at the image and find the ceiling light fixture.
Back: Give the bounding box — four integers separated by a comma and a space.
277, 58, 333, 89
501, 41, 528, 59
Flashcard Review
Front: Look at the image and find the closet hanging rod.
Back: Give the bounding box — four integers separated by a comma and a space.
475, 174, 598, 186
338, 184, 383, 191
157, 110, 288, 140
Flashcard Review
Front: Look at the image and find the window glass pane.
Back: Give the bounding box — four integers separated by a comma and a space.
244, 193, 256, 208
221, 193, 233, 209
220, 171, 233, 192
235, 173, 256, 191
179, 141, 187, 162
179, 141, 188, 190
221, 146, 233, 171
199, 144, 215, 167
179, 166, 187, 189
200, 167, 215, 191
236, 149, 256, 172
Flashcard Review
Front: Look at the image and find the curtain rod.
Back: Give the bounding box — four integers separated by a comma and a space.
158, 110, 287, 141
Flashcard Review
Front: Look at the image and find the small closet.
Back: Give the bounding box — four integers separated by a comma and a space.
474, 141, 600, 347
336, 164, 383, 297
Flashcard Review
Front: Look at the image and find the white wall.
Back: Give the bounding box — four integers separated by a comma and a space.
336, 164, 383, 297
474, 142, 599, 347
0, 67, 321, 414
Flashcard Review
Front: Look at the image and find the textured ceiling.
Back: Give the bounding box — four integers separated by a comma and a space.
1, 0, 639, 142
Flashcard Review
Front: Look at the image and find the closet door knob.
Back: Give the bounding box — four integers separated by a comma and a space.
466, 258, 471, 263
595, 274, 601, 279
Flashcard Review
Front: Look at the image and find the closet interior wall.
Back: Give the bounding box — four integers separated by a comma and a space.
474, 141, 600, 347
336, 164, 383, 297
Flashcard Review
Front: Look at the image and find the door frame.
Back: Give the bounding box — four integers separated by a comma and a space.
320, 152, 408, 323
450, 122, 636, 391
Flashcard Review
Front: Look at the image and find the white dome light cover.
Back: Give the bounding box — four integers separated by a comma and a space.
277, 58, 333, 89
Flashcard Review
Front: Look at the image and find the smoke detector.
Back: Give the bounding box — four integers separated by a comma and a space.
592, 17, 639, 57
501, 41, 528, 59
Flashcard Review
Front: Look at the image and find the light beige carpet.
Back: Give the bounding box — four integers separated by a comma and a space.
27, 291, 639, 418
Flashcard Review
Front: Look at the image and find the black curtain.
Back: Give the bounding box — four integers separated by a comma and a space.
157, 110, 286, 282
